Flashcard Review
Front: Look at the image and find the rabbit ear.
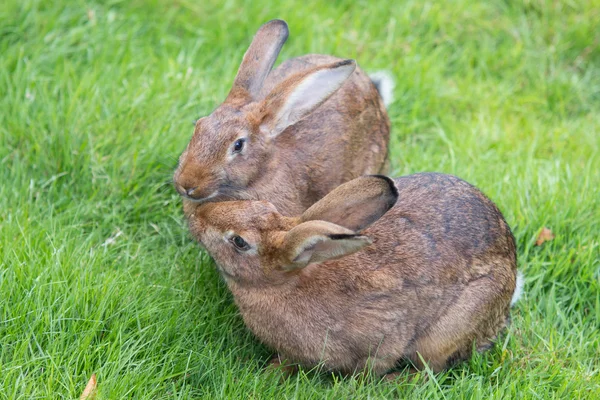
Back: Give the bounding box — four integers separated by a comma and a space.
227, 20, 289, 102
279, 220, 371, 270
301, 175, 398, 232
259, 59, 356, 138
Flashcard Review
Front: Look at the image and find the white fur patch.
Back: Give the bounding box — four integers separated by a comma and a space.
511, 271, 524, 306
369, 70, 395, 108
185, 190, 218, 203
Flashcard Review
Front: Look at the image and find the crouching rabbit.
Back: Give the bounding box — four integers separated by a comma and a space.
185, 173, 521, 376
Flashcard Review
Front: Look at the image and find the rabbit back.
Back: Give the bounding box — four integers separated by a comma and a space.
372, 173, 517, 370
259, 54, 391, 210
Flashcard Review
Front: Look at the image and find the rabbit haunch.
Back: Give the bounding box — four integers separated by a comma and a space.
173, 20, 391, 216
185, 174, 519, 375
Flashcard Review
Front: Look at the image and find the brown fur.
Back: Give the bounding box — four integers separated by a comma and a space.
173, 20, 390, 216
184, 174, 518, 375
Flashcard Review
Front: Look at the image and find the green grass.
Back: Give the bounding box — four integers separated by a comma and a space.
1, 0, 599, 398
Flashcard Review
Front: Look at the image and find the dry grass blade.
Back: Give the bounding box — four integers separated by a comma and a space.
535, 227, 555, 246
79, 373, 97, 400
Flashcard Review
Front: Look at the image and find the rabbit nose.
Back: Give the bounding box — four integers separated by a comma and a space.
182, 185, 217, 200
185, 186, 199, 197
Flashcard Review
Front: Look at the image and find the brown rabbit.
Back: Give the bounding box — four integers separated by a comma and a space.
173, 19, 392, 216
183, 173, 521, 376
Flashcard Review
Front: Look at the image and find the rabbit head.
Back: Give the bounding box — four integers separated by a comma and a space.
173, 19, 357, 203
184, 175, 398, 285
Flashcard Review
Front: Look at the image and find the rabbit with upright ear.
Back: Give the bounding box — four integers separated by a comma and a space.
173, 20, 392, 216
184, 173, 520, 376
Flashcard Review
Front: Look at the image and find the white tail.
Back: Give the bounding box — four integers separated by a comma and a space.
369, 71, 395, 108
511, 271, 524, 306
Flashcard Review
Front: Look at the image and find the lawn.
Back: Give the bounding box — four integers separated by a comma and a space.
1, 0, 599, 398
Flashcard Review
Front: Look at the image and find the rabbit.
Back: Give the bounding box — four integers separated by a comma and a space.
173, 19, 392, 216
183, 173, 521, 376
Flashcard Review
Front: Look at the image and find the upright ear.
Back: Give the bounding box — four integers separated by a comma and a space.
278, 220, 371, 271
227, 20, 289, 102
301, 175, 398, 232
259, 59, 356, 137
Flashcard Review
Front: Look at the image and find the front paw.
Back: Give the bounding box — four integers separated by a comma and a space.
266, 354, 299, 379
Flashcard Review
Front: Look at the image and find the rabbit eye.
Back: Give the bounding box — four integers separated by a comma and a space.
232, 138, 245, 153
230, 235, 250, 251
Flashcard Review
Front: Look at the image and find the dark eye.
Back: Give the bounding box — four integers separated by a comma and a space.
232, 138, 245, 153
230, 235, 250, 251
